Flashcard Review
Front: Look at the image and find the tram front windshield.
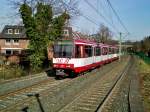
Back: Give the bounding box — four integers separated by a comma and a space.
54, 42, 73, 58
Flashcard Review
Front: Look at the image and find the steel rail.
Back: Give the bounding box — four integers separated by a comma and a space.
96, 57, 132, 112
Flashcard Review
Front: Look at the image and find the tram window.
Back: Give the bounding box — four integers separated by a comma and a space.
115, 49, 117, 54
75, 45, 81, 58
54, 44, 73, 58
102, 47, 108, 55
95, 47, 101, 56
115, 49, 119, 54
117, 49, 119, 53
112, 48, 115, 54
84, 46, 93, 57
109, 48, 112, 54
111, 48, 115, 54
111, 48, 113, 54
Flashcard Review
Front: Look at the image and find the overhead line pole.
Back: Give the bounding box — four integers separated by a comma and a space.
119, 32, 122, 61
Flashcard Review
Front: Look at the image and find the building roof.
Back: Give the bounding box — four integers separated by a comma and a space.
0, 25, 27, 39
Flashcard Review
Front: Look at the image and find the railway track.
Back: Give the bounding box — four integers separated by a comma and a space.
100, 57, 144, 112
0, 72, 52, 96
0, 56, 130, 112
0, 77, 69, 111
96, 59, 133, 112
59, 56, 132, 112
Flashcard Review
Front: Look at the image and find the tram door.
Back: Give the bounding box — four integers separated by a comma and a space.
75, 45, 84, 58
75, 45, 84, 67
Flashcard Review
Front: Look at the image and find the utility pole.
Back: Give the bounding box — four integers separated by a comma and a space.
119, 32, 122, 61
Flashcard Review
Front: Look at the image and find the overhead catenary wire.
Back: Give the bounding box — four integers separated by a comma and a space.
83, 0, 120, 33
98, 0, 116, 33
81, 14, 101, 27
105, 0, 114, 26
106, 0, 130, 34
98, 0, 111, 21
60, 0, 101, 27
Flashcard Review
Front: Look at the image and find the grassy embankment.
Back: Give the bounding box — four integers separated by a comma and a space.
137, 57, 150, 112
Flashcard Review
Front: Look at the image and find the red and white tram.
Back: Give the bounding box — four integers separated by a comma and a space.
53, 32, 119, 77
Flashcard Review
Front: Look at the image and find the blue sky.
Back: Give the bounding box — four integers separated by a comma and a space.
71, 0, 150, 41
0, 0, 150, 41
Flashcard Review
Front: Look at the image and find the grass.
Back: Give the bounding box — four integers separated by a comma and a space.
137, 58, 150, 112
0, 64, 27, 80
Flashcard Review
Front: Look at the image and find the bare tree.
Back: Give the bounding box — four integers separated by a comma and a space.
9, 0, 79, 17
96, 24, 112, 43
133, 36, 150, 54
140, 36, 150, 54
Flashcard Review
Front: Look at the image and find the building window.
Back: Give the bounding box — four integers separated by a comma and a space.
13, 50, 20, 55
7, 29, 13, 34
15, 29, 20, 34
13, 39, 19, 45
5, 39, 11, 45
63, 30, 68, 35
6, 50, 12, 55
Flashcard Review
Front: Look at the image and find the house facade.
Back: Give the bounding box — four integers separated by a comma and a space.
0, 25, 29, 63
0, 25, 73, 63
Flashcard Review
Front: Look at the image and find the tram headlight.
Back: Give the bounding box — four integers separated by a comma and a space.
53, 64, 57, 67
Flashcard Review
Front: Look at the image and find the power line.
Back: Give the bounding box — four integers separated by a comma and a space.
98, 0, 110, 20
81, 14, 100, 27
60, 0, 120, 36
105, 0, 114, 25
84, 0, 120, 33
98, 0, 115, 30
60, 0, 101, 27
106, 0, 130, 34
97, 0, 117, 35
